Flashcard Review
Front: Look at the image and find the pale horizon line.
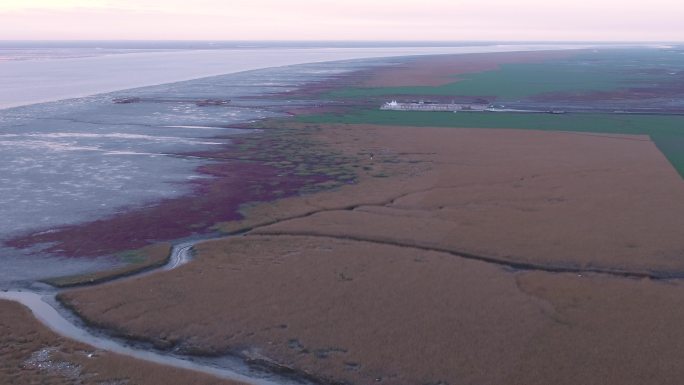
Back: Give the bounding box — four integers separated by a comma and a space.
1, 39, 682, 43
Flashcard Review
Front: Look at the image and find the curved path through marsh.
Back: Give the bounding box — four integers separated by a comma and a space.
0, 239, 300, 385
0, 290, 281, 385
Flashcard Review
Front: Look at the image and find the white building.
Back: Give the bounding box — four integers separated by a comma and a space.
381, 100, 490, 112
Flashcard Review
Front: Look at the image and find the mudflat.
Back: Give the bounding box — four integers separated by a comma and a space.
61, 123, 684, 384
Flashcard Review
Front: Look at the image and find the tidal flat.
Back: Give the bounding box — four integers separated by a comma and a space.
0, 57, 391, 285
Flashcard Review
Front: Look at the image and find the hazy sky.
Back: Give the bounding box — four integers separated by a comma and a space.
1, 0, 682, 41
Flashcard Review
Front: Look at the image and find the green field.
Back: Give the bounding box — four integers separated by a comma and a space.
306, 48, 684, 177
327, 49, 681, 101
329, 63, 634, 100
298, 110, 684, 177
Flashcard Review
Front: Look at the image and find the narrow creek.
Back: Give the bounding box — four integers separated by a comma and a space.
0, 238, 307, 385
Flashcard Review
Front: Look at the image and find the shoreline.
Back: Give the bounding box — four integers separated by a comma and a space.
4, 46, 656, 382
0, 52, 429, 383
5, 49, 583, 263
3, 49, 584, 274
0, 43, 593, 111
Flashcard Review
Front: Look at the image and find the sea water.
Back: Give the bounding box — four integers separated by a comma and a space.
0, 59, 376, 285
0, 42, 591, 285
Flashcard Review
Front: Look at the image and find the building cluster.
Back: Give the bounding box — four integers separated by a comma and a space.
380, 100, 490, 112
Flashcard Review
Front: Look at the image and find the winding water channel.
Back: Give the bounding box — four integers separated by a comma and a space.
0, 239, 306, 385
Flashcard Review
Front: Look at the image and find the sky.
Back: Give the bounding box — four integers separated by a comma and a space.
1, 0, 682, 41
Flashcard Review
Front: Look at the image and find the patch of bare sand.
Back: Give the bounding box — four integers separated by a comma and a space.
0, 299, 241, 385
60, 123, 684, 384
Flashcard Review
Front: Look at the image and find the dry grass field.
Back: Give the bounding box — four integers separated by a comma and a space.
61, 122, 684, 385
